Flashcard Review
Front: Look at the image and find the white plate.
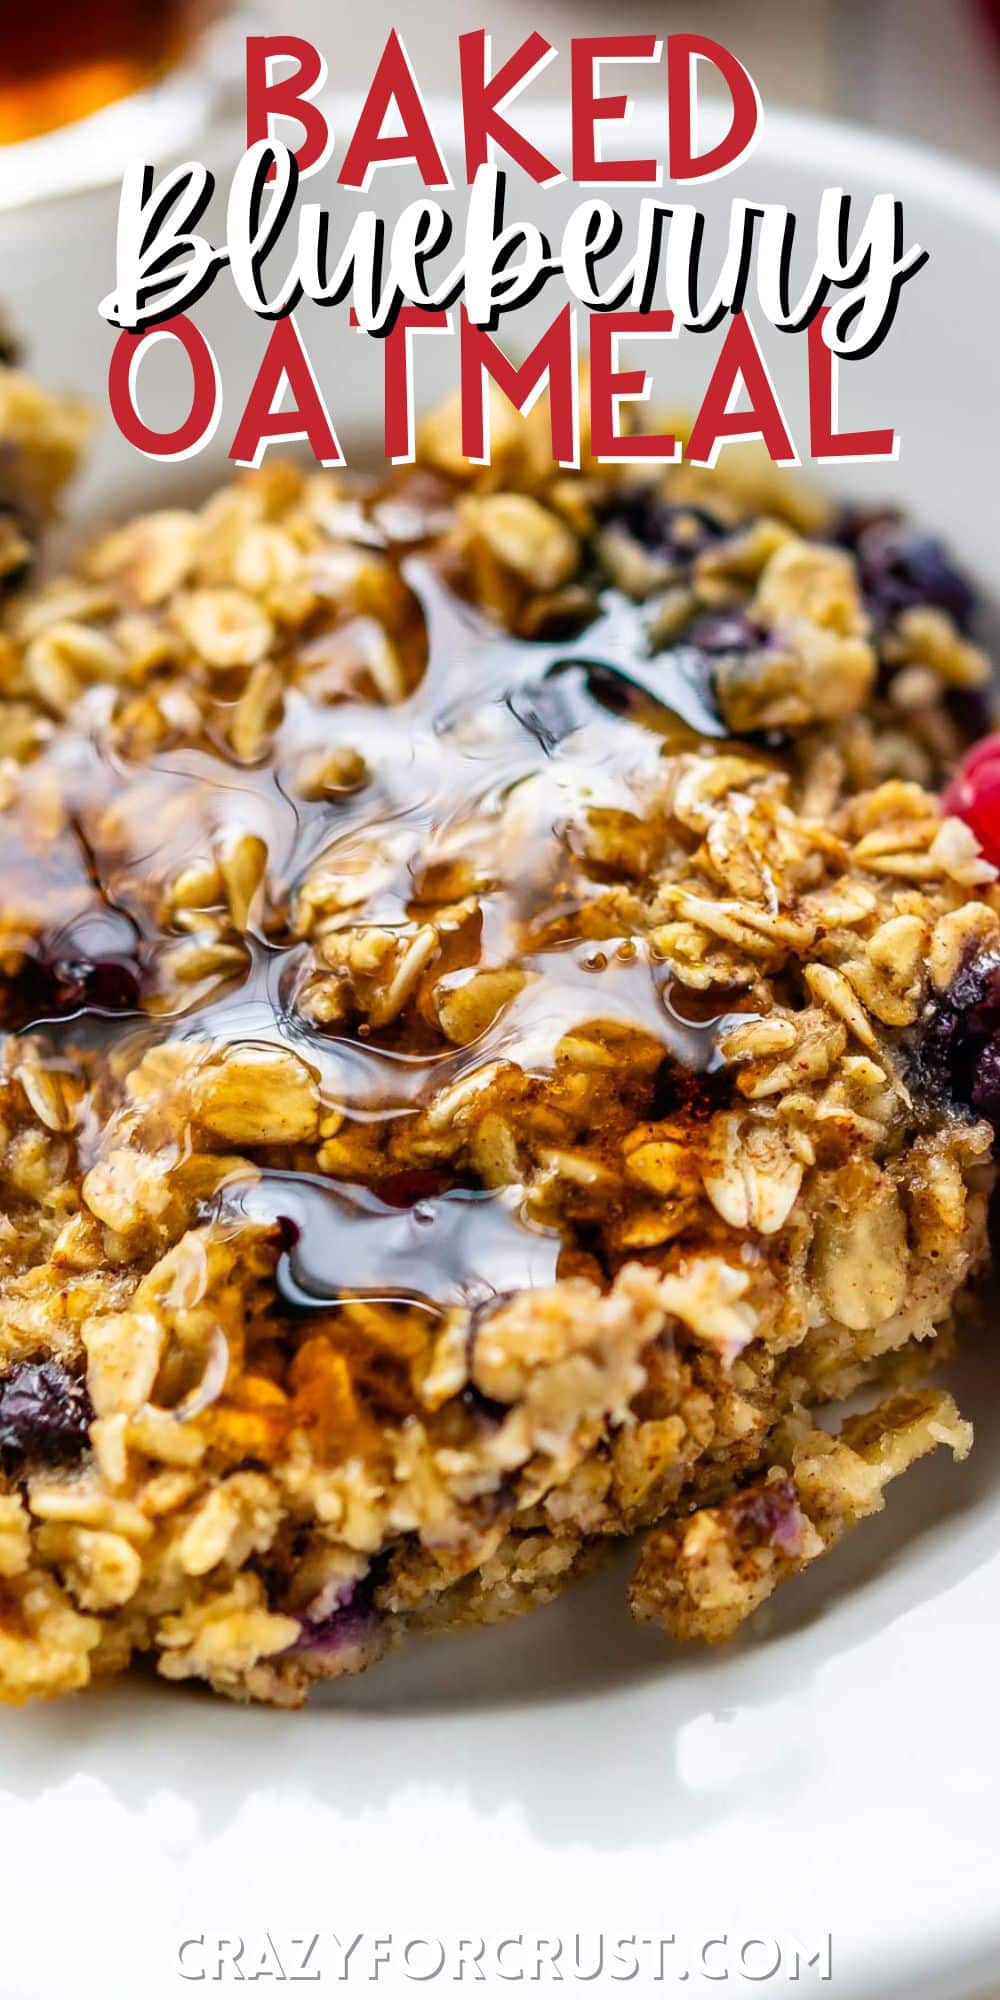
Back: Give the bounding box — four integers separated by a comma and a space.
1, 103, 999, 2000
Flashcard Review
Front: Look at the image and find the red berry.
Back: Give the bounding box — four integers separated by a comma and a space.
942, 733, 1000, 866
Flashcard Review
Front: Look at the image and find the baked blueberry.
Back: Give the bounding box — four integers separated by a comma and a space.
0, 1360, 93, 1472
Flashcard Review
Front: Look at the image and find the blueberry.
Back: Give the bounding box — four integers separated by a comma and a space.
0, 1359, 93, 1471
606, 492, 727, 564
972, 1038, 1000, 1125
16, 952, 142, 1027
5, 909, 143, 1030
853, 521, 976, 631
291, 1564, 384, 1656
909, 949, 1000, 1139
734, 1479, 794, 1533
733, 1477, 804, 1554
835, 504, 899, 551
296, 1596, 378, 1656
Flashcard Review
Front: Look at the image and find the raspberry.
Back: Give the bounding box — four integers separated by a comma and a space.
942, 733, 1000, 867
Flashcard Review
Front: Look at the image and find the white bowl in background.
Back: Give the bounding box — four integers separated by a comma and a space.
0, 103, 999, 2000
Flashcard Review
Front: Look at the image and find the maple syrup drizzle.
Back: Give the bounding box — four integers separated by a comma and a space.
232, 1170, 561, 1316
3, 494, 733, 1309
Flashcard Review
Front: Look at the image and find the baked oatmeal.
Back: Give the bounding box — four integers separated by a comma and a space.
0, 363, 995, 1703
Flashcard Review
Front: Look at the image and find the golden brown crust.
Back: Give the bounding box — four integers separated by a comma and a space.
629, 1388, 972, 1642
0, 375, 992, 1701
